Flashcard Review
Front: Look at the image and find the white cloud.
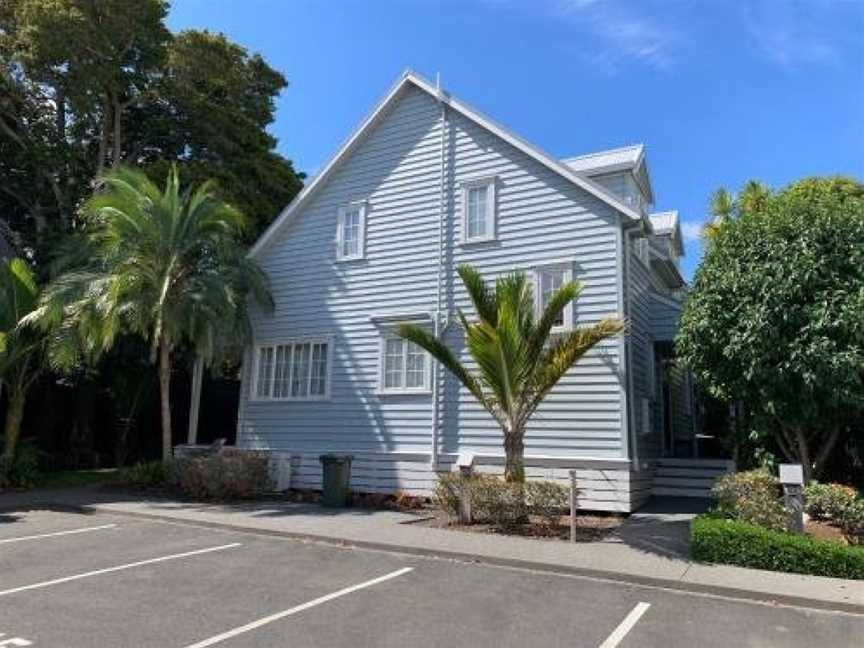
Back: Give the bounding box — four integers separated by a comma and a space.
680, 221, 703, 243
555, 0, 676, 72
740, 1, 846, 68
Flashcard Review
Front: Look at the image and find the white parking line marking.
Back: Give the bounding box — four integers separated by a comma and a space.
0, 633, 33, 646
598, 602, 651, 648
183, 566, 414, 648
0, 524, 118, 545
0, 543, 242, 597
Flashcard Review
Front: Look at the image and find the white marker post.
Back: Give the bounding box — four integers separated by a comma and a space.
569, 469, 577, 543
779, 463, 805, 534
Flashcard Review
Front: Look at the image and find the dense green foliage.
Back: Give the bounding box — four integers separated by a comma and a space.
0, 258, 46, 457
710, 469, 789, 531
399, 265, 623, 481
30, 166, 272, 459
804, 482, 859, 522
691, 515, 864, 580
678, 177, 864, 480
0, 0, 303, 257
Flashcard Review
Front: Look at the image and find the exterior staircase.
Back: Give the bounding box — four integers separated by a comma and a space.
652, 458, 735, 498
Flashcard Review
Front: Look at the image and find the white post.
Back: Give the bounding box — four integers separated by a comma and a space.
187, 355, 204, 445
569, 469, 578, 543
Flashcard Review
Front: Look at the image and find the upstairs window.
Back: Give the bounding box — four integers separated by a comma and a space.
336, 202, 366, 261
461, 177, 497, 243
534, 265, 573, 331
380, 335, 429, 393
254, 338, 331, 400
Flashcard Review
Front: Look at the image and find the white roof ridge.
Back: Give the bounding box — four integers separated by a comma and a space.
562, 144, 645, 162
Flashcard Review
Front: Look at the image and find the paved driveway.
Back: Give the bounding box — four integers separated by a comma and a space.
0, 509, 860, 647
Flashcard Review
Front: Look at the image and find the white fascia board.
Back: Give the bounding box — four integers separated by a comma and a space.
249, 70, 643, 260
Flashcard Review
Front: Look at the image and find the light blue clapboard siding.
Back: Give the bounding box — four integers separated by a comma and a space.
650, 291, 683, 341
437, 104, 626, 459
239, 85, 628, 460
627, 246, 661, 460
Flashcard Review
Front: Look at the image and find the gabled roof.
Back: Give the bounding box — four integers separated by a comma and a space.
561, 144, 645, 174
249, 70, 644, 259
649, 210, 684, 256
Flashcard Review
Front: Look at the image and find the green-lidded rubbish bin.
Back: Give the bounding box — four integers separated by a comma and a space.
320, 454, 353, 507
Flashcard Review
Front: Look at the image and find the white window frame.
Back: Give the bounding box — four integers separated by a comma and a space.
335, 201, 367, 261
533, 263, 574, 332
460, 176, 497, 244
251, 337, 333, 401
378, 333, 431, 395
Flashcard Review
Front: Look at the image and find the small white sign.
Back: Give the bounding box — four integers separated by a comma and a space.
779, 463, 804, 485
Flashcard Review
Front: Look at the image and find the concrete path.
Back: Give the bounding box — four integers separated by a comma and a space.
2, 487, 863, 613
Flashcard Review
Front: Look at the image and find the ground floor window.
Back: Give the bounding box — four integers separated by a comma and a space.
254, 338, 331, 400
380, 335, 429, 393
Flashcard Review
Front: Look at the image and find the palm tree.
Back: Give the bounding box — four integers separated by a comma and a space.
31, 165, 272, 460
0, 258, 44, 459
397, 265, 624, 482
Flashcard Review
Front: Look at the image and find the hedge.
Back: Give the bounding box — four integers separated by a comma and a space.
690, 515, 864, 580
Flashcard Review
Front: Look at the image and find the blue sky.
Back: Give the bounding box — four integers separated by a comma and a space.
167, 0, 864, 279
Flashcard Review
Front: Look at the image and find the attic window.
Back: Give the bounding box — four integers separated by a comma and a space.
336, 202, 366, 261
461, 177, 497, 243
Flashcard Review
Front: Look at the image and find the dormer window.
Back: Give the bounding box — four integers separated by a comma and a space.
461, 177, 497, 243
336, 202, 366, 261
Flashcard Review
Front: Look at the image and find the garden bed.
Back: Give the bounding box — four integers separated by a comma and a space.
415, 509, 622, 542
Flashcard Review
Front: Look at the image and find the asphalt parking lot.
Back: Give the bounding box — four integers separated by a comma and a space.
0, 509, 861, 647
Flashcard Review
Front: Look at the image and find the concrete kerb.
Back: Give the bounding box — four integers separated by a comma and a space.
35, 500, 864, 617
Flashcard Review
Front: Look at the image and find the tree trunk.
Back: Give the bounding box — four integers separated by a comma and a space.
111, 93, 122, 167
187, 354, 204, 445
794, 427, 812, 484
96, 94, 111, 178
158, 336, 173, 461
503, 430, 525, 483
3, 385, 26, 459
813, 426, 843, 481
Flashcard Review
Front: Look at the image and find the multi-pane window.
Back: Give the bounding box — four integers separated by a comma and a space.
535, 266, 573, 330
336, 203, 366, 260
381, 336, 428, 392
461, 177, 496, 243
255, 339, 330, 400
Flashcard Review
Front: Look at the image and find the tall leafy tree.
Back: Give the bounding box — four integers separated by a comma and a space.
397, 265, 624, 482
677, 177, 864, 481
1, 1, 303, 257
31, 166, 272, 460
0, 258, 44, 458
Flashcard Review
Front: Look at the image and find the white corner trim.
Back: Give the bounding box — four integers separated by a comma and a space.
248, 69, 643, 260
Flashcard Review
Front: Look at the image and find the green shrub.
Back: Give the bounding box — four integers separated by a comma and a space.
471, 476, 527, 526
116, 460, 176, 489
175, 451, 272, 500
0, 440, 42, 489
710, 469, 788, 531
433, 472, 464, 517
434, 473, 570, 528
804, 482, 859, 521
839, 500, 864, 546
691, 515, 864, 580
525, 480, 570, 527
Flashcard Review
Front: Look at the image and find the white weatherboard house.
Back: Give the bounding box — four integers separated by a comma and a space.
237, 71, 723, 512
